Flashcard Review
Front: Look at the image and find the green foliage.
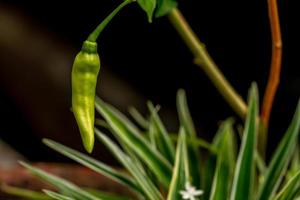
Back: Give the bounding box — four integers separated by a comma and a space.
94, 97, 172, 188
148, 101, 175, 163
167, 129, 190, 200
155, 0, 177, 18
209, 119, 236, 200
230, 84, 258, 200
0, 184, 52, 200
43, 139, 142, 195
137, 0, 156, 22
274, 170, 300, 200
19, 162, 101, 200
137, 0, 177, 22
43, 190, 75, 200
257, 98, 300, 200
5, 0, 298, 199
17, 86, 300, 200
176, 90, 201, 188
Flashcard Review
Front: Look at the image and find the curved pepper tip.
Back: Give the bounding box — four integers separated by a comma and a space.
82, 134, 95, 154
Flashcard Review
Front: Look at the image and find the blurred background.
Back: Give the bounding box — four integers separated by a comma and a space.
0, 0, 298, 163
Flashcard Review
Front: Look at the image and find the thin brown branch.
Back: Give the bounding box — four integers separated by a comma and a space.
261, 0, 282, 128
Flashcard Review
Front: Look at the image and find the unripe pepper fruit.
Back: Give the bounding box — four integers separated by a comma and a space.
71, 0, 133, 153
72, 41, 100, 153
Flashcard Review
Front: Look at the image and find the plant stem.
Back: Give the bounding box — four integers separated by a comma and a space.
167, 8, 247, 119
258, 0, 282, 158
87, 0, 133, 42
261, 0, 282, 130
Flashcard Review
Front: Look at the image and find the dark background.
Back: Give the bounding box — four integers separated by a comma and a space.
0, 0, 298, 162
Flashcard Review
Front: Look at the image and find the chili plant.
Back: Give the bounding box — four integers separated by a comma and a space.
5, 0, 300, 199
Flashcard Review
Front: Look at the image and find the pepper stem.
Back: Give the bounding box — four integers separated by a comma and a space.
87, 0, 134, 42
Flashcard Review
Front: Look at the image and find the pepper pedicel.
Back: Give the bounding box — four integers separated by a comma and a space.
72, 0, 133, 153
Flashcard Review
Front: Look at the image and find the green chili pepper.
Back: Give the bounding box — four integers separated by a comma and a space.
72, 0, 134, 153
72, 41, 100, 153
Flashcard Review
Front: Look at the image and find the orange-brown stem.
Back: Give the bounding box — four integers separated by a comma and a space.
261, 0, 282, 129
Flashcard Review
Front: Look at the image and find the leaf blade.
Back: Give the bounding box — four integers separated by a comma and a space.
167, 129, 189, 200
177, 89, 201, 187
273, 170, 300, 200
148, 101, 175, 163
257, 99, 300, 200
137, 0, 156, 22
44, 190, 75, 200
43, 139, 142, 195
230, 83, 258, 200
20, 162, 102, 200
209, 119, 236, 200
95, 97, 172, 187
95, 129, 163, 200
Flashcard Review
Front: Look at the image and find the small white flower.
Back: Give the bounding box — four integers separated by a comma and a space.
180, 182, 203, 200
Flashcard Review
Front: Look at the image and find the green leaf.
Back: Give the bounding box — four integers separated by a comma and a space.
169, 133, 217, 153
167, 128, 190, 200
177, 89, 201, 187
255, 150, 267, 175
287, 143, 300, 180
176, 90, 197, 137
202, 119, 236, 200
128, 106, 149, 129
202, 155, 216, 200
137, 0, 156, 22
20, 162, 102, 200
43, 139, 142, 195
95, 97, 172, 188
202, 123, 227, 200
148, 116, 158, 148
230, 83, 258, 200
85, 189, 132, 200
273, 170, 300, 200
43, 190, 74, 200
155, 0, 177, 18
209, 119, 236, 200
0, 184, 52, 200
257, 99, 300, 200
95, 129, 163, 200
148, 101, 175, 163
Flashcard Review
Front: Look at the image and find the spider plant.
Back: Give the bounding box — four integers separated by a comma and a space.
9, 84, 300, 200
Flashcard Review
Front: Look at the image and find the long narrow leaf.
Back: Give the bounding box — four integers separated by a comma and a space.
167, 129, 190, 200
202, 123, 228, 200
149, 116, 158, 148
43, 139, 142, 195
95, 97, 172, 187
43, 190, 75, 200
257, 100, 300, 200
289, 143, 300, 179
95, 129, 163, 200
85, 188, 132, 200
148, 101, 175, 163
273, 170, 300, 200
230, 83, 258, 200
177, 89, 201, 187
209, 119, 236, 200
0, 184, 52, 200
20, 162, 101, 200
177, 89, 197, 137
128, 106, 149, 129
